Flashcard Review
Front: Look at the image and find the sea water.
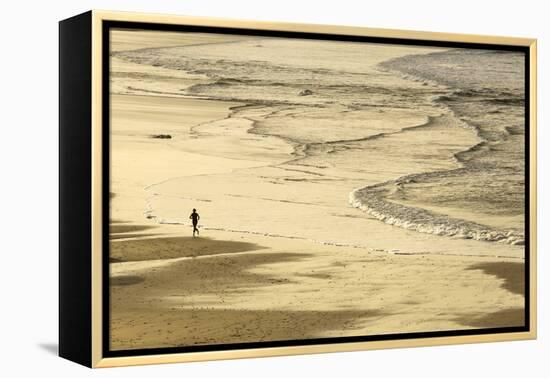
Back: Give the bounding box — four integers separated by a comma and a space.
112, 34, 525, 247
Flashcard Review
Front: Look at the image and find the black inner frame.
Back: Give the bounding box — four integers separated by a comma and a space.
102, 20, 531, 358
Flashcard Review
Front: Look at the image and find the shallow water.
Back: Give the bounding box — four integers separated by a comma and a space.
375, 49, 525, 243
112, 33, 525, 249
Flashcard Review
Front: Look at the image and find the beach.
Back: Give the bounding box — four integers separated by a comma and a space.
109, 30, 525, 350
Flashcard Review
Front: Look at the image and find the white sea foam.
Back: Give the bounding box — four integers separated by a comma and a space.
349, 181, 524, 245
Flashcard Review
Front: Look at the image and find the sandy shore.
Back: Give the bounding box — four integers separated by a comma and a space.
109, 95, 523, 351
109, 31, 525, 351
110, 92, 524, 350
110, 223, 523, 350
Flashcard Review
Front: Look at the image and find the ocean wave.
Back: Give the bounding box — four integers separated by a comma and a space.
349, 178, 524, 245
119, 40, 525, 247
114, 47, 447, 110
346, 50, 525, 245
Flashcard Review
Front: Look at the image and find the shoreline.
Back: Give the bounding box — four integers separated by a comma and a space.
108, 32, 526, 351
376, 50, 526, 242
109, 90, 524, 351
139, 93, 522, 256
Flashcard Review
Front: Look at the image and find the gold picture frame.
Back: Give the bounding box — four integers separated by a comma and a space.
59, 10, 537, 368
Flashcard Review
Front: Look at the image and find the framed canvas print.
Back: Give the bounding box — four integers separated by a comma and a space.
59, 10, 537, 368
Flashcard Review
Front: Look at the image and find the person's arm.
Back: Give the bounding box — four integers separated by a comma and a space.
189, 214, 192, 219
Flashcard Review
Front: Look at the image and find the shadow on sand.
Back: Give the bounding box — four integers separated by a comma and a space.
454, 307, 525, 328
467, 261, 525, 296
454, 261, 525, 329
109, 223, 386, 350
110, 224, 156, 234
111, 307, 385, 351
111, 275, 146, 286
110, 243, 386, 349
110, 235, 264, 262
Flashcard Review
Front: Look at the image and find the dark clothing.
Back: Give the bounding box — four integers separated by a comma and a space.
189, 211, 200, 236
